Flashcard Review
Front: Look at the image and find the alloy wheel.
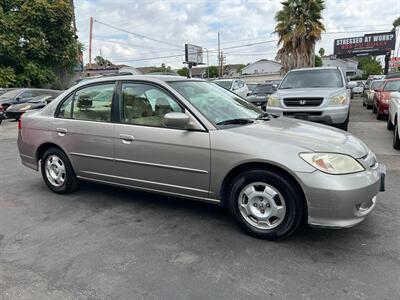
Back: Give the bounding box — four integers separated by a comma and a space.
44, 155, 66, 187
238, 182, 286, 230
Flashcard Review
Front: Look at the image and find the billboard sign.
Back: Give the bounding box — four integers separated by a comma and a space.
389, 57, 400, 68
185, 44, 203, 65
334, 31, 396, 58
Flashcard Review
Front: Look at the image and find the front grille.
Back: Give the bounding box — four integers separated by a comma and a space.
283, 97, 323, 107
283, 111, 322, 116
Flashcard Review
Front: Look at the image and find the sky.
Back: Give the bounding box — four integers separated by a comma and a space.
74, 0, 400, 69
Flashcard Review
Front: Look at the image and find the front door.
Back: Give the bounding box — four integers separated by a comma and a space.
113, 82, 211, 199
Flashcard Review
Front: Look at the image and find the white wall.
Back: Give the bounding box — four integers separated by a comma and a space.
242, 61, 282, 75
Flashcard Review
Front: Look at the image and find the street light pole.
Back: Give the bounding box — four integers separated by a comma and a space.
206, 48, 209, 79
89, 16, 93, 68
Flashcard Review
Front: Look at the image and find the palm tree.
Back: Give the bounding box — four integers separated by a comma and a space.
275, 0, 325, 73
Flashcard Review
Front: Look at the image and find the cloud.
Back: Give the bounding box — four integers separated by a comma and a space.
75, 0, 400, 69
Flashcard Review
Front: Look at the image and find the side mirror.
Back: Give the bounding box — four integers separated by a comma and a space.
163, 112, 190, 129
246, 92, 251, 96
16, 96, 21, 101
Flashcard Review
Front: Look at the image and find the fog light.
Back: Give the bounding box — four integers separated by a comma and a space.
354, 197, 376, 217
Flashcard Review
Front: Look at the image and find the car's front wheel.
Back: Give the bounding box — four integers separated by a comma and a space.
41, 147, 79, 194
394, 123, 400, 150
226, 169, 305, 240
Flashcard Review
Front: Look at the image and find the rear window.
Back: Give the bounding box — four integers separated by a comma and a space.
280, 69, 344, 89
252, 85, 274, 94
214, 81, 232, 90
372, 81, 384, 89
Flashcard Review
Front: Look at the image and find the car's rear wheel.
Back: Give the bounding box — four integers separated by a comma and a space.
41, 147, 79, 194
394, 123, 400, 150
387, 116, 394, 130
226, 169, 305, 240
376, 105, 384, 120
372, 103, 377, 114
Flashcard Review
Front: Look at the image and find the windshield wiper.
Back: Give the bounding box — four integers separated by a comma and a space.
279, 87, 294, 89
216, 118, 254, 125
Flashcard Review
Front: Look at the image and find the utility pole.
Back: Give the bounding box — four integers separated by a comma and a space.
218, 32, 221, 78
206, 48, 209, 79
89, 16, 93, 68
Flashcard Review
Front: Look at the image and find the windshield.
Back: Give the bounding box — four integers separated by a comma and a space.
280, 69, 343, 89
169, 81, 261, 125
383, 80, 400, 91
252, 85, 274, 94
0, 89, 21, 99
214, 80, 232, 90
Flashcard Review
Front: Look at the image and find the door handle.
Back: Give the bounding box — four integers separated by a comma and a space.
56, 128, 68, 136
119, 134, 135, 144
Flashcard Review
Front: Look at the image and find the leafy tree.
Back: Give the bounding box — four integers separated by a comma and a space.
94, 56, 112, 66
0, 0, 81, 88
152, 63, 172, 73
318, 47, 325, 57
177, 67, 189, 77
357, 57, 383, 78
275, 0, 325, 73
315, 55, 322, 67
393, 17, 400, 28
207, 66, 219, 78
0, 66, 16, 87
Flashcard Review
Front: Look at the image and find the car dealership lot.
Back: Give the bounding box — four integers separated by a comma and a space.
0, 97, 399, 299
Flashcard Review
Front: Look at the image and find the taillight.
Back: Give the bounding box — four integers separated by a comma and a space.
18, 114, 22, 130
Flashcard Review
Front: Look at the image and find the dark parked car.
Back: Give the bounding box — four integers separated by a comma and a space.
5, 94, 60, 120
0, 88, 60, 115
246, 84, 276, 111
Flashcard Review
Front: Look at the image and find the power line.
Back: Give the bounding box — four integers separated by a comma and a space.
93, 38, 180, 51
94, 19, 182, 49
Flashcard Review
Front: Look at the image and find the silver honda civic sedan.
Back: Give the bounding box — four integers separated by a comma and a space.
18, 75, 386, 239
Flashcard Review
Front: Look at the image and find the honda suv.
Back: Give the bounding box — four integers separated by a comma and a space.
265, 67, 351, 130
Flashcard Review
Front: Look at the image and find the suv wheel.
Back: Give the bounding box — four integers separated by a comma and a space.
41, 147, 79, 194
394, 123, 400, 150
226, 169, 305, 240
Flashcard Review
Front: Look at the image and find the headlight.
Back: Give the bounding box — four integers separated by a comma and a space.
267, 95, 280, 107
20, 104, 31, 111
299, 152, 365, 174
329, 93, 347, 106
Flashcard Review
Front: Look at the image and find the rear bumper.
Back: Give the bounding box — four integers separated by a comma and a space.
297, 164, 385, 228
378, 102, 389, 114
5, 111, 23, 119
265, 105, 349, 125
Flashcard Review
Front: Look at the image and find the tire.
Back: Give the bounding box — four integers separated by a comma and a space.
376, 106, 384, 120
362, 101, 366, 107
372, 103, 377, 114
366, 103, 372, 110
394, 123, 400, 150
40, 147, 79, 194
226, 169, 305, 240
387, 116, 394, 130
336, 112, 350, 131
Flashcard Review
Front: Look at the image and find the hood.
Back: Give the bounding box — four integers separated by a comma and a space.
276, 87, 344, 98
227, 117, 369, 158
7, 102, 44, 112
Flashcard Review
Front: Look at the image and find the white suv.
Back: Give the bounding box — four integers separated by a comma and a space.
213, 79, 249, 98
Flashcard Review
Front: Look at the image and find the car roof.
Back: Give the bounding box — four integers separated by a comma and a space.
384, 78, 400, 82
213, 79, 234, 82
77, 74, 203, 85
289, 67, 340, 72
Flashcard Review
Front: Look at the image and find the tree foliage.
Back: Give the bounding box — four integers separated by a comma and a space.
152, 63, 172, 73
94, 55, 112, 66
0, 0, 81, 88
314, 55, 322, 67
318, 47, 325, 57
393, 16, 400, 28
207, 66, 219, 78
357, 57, 383, 78
275, 0, 325, 73
177, 67, 189, 77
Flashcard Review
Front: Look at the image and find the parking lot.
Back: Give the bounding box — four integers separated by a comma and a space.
0, 96, 399, 299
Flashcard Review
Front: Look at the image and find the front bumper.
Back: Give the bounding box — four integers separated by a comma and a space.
265, 105, 349, 125
297, 164, 385, 228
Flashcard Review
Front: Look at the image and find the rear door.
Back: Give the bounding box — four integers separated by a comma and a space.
53, 82, 116, 181
113, 81, 211, 199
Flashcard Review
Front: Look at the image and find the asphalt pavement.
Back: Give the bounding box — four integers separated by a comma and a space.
0, 96, 399, 300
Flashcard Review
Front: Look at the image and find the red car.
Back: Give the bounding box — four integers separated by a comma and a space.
373, 78, 400, 120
